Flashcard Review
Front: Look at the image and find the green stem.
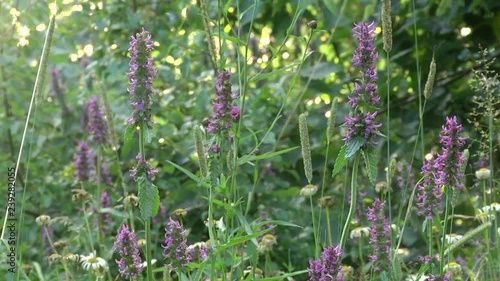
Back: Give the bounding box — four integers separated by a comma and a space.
325, 208, 332, 246
309, 195, 319, 257
339, 153, 360, 250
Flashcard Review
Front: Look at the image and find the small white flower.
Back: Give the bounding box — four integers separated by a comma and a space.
81, 252, 108, 276
476, 208, 495, 223
406, 274, 429, 281
443, 261, 462, 275
350, 226, 370, 239
141, 259, 157, 268
444, 233, 463, 244
300, 184, 318, 196
475, 168, 490, 180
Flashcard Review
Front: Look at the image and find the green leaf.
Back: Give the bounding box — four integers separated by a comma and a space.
216, 228, 272, 250
361, 146, 379, 185
99, 207, 129, 219
144, 125, 152, 143
122, 125, 136, 156
332, 145, 347, 178
345, 136, 365, 158
300, 62, 339, 79
237, 146, 299, 166
167, 160, 210, 188
137, 176, 160, 220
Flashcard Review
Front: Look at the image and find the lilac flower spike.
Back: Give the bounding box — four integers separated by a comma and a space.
416, 152, 444, 219
162, 218, 191, 273
85, 96, 108, 144
130, 153, 158, 182
350, 22, 379, 108
114, 224, 143, 280
127, 28, 158, 126
434, 116, 467, 190
73, 141, 95, 182
343, 22, 381, 145
308, 244, 343, 281
205, 70, 240, 135
366, 198, 391, 272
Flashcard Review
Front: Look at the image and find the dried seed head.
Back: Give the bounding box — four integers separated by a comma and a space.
47, 253, 62, 264
375, 181, 389, 193
123, 194, 139, 208
193, 126, 208, 178
318, 195, 335, 208
307, 20, 317, 30
137, 238, 147, 249
72, 189, 91, 202
326, 97, 338, 144
381, 0, 392, 53
424, 54, 436, 100
53, 240, 69, 250
36, 215, 51, 227
299, 113, 313, 183
51, 216, 73, 227
475, 167, 491, 180
172, 208, 188, 218
300, 184, 318, 196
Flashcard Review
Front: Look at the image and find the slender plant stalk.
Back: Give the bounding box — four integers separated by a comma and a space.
339, 153, 360, 249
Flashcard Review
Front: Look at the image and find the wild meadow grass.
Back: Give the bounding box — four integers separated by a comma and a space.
1, 1, 499, 281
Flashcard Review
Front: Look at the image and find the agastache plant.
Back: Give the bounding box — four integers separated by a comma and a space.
73, 141, 95, 182
204, 69, 240, 153
114, 224, 143, 280
162, 218, 191, 273
127, 28, 158, 127
84, 95, 108, 145
308, 244, 344, 281
367, 198, 391, 272
343, 22, 382, 146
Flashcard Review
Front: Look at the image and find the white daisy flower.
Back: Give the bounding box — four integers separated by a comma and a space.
81, 252, 108, 276
350, 226, 370, 239
444, 233, 463, 244
406, 274, 429, 281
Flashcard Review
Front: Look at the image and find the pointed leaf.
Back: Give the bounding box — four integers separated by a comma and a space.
345, 136, 365, 158
332, 145, 347, 178
122, 125, 136, 156
137, 176, 159, 220
361, 146, 379, 185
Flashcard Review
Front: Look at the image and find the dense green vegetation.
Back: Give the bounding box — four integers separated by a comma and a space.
1, 0, 499, 280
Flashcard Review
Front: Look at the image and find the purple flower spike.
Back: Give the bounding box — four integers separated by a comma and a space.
204, 70, 240, 138
367, 198, 391, 272
127, 28, 158, 126
308, 244, 343, 281
416, 152, 444, 219
342, 22, 381, 146
114, 224, 143, 280
162, 218, 191, 272
434, 116, 467, 190
73, 141, 95, 182
85, 96, 109, 145
130, 153, 158, 182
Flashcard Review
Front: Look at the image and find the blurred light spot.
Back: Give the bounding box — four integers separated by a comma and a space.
282, 52, 289, 59
257, 58, 262, 64
262, 54, 269, 62
47, 97, 53, 102
30, 60, 38, 67
19, 25, 30, 36
375, 26, 382, 34
228, 7, 235, 13
224, 24, 231, 33
166, 56, 175, 64
460, 27, 471, 37
181, 7, 188, 18
17, 38, 29, 47
69, 54, 78, 62
110, 44, 117, 50
247, 57, 254, 65
173, 58, 183, 66
314, 96, 321, 105
325, 110, 332, 118
306, 100, 313, 106
48, 4, 57, 15
104, 27, 108, 32
72, 5, 83, 12
159, 138, 165, 144
178, 29, 186, 36
455, 219, 464, 226
77, 49, 84, 58
83, 44, 94, 56
36, 23, 46, 32
112, 146, 117, 151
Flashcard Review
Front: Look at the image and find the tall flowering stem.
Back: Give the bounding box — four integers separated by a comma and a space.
308, 245, 343, 281
114, 224, 143, 280
367, 198, 391, 272
127, 28, 157, 127
73, 141, 95, 183
162, 218, 191, 273
127, 27, 158, 281
343, 22, 382, 146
